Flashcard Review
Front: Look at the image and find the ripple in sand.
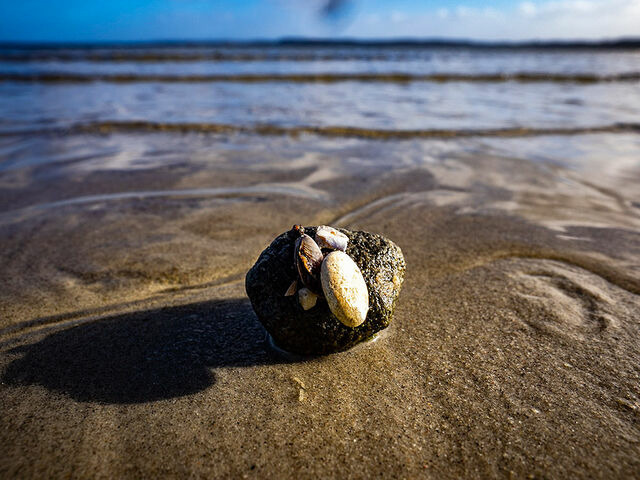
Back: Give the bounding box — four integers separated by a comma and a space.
510, 259, 623, 340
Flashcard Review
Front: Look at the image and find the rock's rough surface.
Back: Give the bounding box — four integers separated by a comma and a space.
245, 226, 405, 355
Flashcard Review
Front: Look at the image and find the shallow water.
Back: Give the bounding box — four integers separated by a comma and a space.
3, 80, 640, 134
2, 45, 640, 75
0, 44, 639, 478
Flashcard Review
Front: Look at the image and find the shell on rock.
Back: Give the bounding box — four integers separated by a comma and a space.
321, 251, 369, 328
294, 233, 323, 294
284, 279, 298, 296
315, 225, 348, 252
298, 287, 319, 310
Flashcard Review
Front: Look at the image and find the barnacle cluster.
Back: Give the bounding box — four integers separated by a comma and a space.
286, 225, 369, 328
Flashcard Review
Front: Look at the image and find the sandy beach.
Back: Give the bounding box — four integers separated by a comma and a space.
1, 44, 639, 478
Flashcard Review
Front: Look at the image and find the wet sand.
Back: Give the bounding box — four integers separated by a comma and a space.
0, 132, 638, 478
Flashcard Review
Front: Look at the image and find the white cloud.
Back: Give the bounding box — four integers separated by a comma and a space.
436, 8, 450, 20
345, 0, 640, 40
519, 2, 537, 17
390, 11, 408, 23
455, 6, 474, 18
363, 13, 381, 25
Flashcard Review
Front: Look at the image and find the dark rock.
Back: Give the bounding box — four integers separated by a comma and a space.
245, 226, 405, 355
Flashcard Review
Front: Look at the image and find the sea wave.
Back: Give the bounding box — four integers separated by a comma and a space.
2, 72, 639, 84
3, 120, 639, 138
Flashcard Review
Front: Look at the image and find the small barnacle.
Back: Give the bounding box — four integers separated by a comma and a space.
315, 225, 348, 252
284, 279, 298, 296
298, 287, 319, 310
294, 233, 324, 294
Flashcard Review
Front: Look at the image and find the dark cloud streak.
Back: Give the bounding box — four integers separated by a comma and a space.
319, 0, 352, 20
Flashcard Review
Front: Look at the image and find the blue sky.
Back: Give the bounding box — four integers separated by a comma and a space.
1, 0, 639, 42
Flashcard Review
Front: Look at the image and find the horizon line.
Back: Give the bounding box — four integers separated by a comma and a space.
2, 36, 640, 49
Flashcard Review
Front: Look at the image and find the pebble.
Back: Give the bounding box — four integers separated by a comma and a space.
321, 251, 369, 327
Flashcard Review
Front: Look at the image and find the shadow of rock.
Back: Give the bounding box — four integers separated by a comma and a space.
2, 298, 282, 404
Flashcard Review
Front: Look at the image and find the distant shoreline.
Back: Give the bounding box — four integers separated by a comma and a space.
1, 37, 640, 50
2, 72, 639, 83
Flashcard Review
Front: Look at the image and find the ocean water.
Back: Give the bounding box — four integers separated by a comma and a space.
1, 45, 640, 134
0, 44, 639, 478
1, 44, 638, 218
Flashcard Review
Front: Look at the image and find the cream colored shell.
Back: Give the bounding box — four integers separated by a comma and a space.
315, 225, 348, 251
321, 251, 369, 327
298, 287, 319, 310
